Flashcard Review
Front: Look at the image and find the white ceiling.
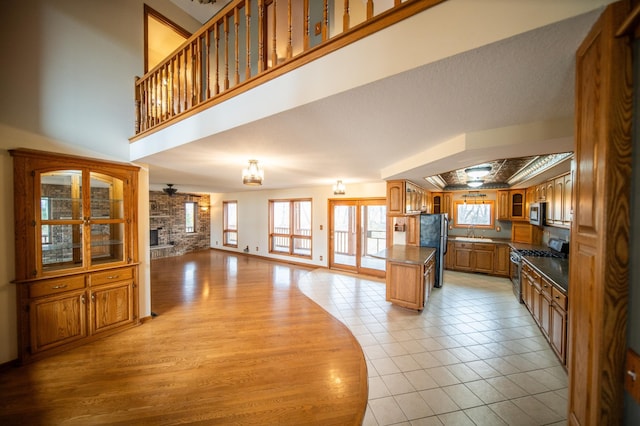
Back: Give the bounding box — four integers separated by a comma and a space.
137, 6, 602, 194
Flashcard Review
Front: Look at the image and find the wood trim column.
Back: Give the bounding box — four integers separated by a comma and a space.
568, 1, 633, 424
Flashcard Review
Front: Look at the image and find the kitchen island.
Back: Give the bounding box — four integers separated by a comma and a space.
373, 245, 436, 311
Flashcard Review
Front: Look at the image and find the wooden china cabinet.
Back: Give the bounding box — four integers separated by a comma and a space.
11, 149, 140, 363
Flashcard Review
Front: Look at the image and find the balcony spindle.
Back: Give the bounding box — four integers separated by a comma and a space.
323, 0, 328, 41
367, 0, 374, 19
214, 23, 220, 95
246, 0, 252, 80
271, 0, 277, 67
286, 0, 292, 59
343, 0, 350, 32
258, 0, 265, 72
303, 0, 310, 51
205, 30, 211, 100
234, 7, 240, 85
224, 15, 230, 90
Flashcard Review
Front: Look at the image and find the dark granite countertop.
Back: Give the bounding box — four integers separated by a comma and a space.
522, 256, 569, 293
372, 245, 436, 265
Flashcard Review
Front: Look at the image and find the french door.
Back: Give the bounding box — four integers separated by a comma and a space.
329, 198, 386, 277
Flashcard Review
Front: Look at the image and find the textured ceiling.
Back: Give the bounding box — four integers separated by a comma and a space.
137, 6, 601, 194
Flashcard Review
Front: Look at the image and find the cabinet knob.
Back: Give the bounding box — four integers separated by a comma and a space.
91, 294, 95, 302
81, 295, 86, 304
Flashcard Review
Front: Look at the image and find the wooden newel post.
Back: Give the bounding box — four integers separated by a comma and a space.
134, 76, 141, 134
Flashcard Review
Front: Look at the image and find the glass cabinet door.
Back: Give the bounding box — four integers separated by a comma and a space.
89, 172, 126, 266
39, 170, 84, 273
38, 170, 128, 273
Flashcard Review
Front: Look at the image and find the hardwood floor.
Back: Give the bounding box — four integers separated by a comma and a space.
0, 250, 368, 425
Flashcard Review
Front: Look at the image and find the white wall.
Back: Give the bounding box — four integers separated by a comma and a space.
210, 182, 386, 267
0, 0, 201, 364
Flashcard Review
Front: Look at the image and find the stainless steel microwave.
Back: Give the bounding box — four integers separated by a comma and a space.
530, 202, 546, 226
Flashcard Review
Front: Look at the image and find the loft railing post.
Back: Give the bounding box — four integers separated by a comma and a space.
286, 0, 292, 59
343, 0, 350, 32
303, 0, 309, 51
271, 0, 277, 67
367, 0, 374, 19
246, 0, 252, 80
258, 0, 265, 72
323, 0, 328, 41
234, 7, 240, 85
214, 23, 220, 95
224, 15, 230, 90
205, 29, 211, 100
134, 77, 141, 134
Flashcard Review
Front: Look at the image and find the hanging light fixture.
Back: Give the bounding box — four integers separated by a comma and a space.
464, 165, 492, 179
163, 184, 178, 196
467, 180, 484, 188
242, 160, 263, 186
333, 180, 346, 195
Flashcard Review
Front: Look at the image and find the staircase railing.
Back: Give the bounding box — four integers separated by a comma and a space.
132, 0, 444, 140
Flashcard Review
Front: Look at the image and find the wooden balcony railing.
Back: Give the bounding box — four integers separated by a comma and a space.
132, 0, 444, 140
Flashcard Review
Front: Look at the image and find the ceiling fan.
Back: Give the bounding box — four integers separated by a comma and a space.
163, 184, 178, 196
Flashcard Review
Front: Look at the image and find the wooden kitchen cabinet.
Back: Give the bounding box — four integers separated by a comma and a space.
562, 173, 573, 225
406, 215, 419, 246
386, 255, 433, 311
431, 193, 442, 214
387, 180, 428, 215
550, 287, 568, 363
525, 188, 535, 221
522, 259, 569, 366
552, 177, 564, 224
539, 277, 553, 339
511, 222, 542, 244
451, 242, 495, 274
545, 180, 555, 225
494, 244, 510, 277
497, 190, 510, 221
11, 149, 140, 363
444, 241, 455, 270
442, 192, 453, 216
387, 180, 405, 215
509, 190, 526, 220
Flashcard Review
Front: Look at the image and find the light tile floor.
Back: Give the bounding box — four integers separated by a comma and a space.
298, 269, 567, 426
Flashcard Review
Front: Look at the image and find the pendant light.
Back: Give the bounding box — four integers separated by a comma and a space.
242, 160, 263, 186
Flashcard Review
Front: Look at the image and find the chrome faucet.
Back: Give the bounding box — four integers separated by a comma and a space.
467, 225, 475, 238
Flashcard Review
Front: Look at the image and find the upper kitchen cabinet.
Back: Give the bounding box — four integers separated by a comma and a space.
431, 193, 442, 214
386, 180, 429, 215
496, 189, 526, 221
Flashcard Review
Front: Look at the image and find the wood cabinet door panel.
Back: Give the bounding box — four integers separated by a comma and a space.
91, 281, 134, 334
30, 290, 87, 353
474, 250, 494, 274
454, 249, 472, 270
386, 262, 423, 310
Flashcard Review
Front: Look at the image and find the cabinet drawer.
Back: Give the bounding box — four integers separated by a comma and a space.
29, 275, 86, 298
91, 267, 134, 285
473, 243, 495, 251
455, 242, 473, 249
541, 277, 553, 298
552, 287, 567, 310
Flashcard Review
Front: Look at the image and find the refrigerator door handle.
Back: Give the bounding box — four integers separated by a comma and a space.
443, 217, 449, 254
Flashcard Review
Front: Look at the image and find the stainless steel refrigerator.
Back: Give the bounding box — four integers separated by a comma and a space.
419, 213, 448, 288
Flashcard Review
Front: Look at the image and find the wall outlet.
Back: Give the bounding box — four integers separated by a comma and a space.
255, 246, 259, 252
216, 241, 218, 245
320, 255, 323, 261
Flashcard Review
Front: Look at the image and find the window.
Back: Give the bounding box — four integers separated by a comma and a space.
223, 201, 238, 247
269, 199, 312, 258
185, 202, 197, 233
41, 197, 51, 244
453, 200, 495, 229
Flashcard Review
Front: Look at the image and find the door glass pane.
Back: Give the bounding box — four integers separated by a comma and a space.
361, 205, 386, 271
90, 173, 124, 220
41, 171, 82, 220
333, 205, 356, 267
41, 224, 83, 271
91, 223, 124, 265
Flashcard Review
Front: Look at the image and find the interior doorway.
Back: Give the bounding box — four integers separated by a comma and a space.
329, 198, 386, 277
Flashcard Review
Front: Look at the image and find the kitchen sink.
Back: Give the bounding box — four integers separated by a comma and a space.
454, 237, 493, 242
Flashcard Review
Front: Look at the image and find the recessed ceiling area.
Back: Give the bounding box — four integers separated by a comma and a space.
423, 152, 573, 192
134, 4, 604, 194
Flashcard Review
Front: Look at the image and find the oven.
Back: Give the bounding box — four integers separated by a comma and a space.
509, 248, 523, 302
